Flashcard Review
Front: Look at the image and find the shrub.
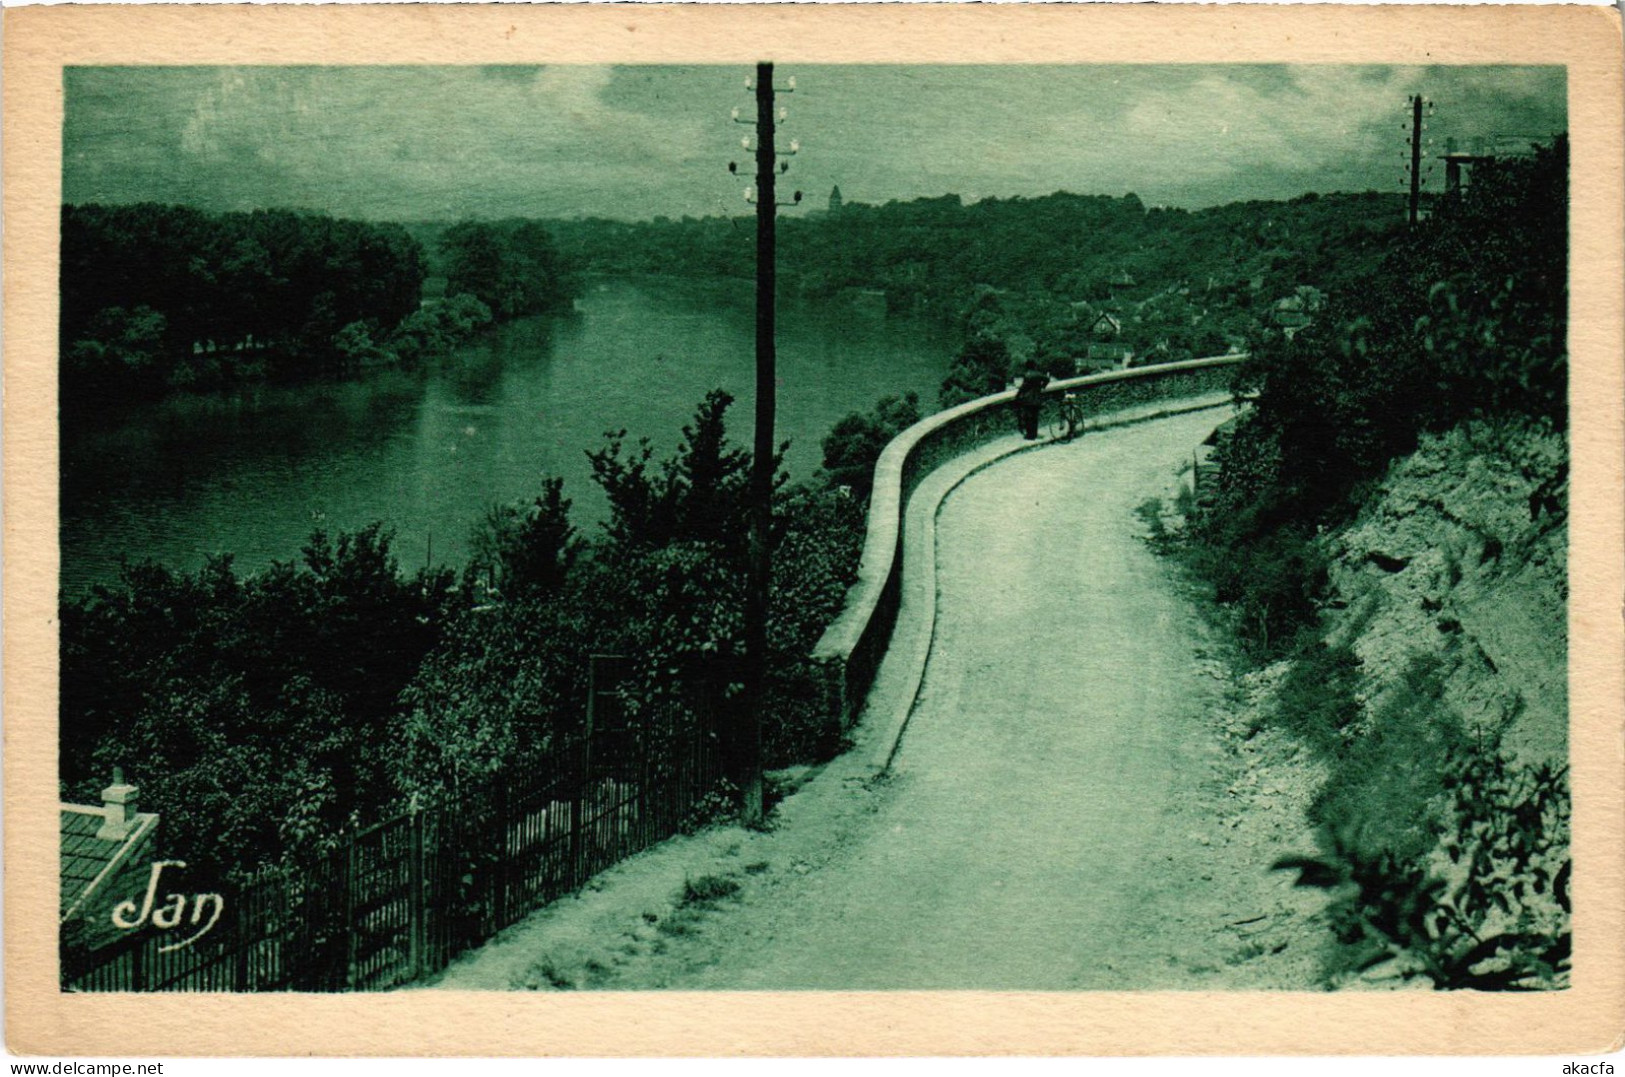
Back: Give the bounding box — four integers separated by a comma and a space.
1308, 652, 1467, 865
388, 294, 494, 363
681, 873, 742, 905
1278, 744, 1570, 990
821, 391, 922, 499
62, 305, 171, 399
1187, 520, 1327, 658
466, 476, 580, 599
1272, 633, 1364, 757
939, 335, 1011, 408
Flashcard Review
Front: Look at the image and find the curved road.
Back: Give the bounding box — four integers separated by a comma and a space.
433, 405, 1319, 991
674, 407, 1261, 989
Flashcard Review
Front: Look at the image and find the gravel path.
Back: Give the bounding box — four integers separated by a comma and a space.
429, 406, 1324, 992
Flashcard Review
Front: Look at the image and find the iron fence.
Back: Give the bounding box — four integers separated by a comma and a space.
62, 693, 724, 992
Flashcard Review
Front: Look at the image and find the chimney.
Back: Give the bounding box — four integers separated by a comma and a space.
95, 767, 139, 842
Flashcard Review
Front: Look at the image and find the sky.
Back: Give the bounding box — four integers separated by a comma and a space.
62, 64, 1566, 222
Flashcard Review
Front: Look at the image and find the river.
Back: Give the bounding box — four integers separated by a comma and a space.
60, 277, 954, 596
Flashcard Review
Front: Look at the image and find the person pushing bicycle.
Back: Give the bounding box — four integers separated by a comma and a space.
1013, 360, 1049, 441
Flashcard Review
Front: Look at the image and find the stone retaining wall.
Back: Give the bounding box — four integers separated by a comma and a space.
809, 355, 1245, 729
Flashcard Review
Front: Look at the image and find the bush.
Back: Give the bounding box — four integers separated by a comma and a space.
681, 873, 742, 905
939, 335, 1011, 408
821, 391, 922, 498
330, 320, 386, 368
1309, 653, 1468, 865
466, 476, 579, 599
63, 305, 170, 400
388, 293, 494, 363
392, 595, 592, 798
1278, 743, 1570, 990
1272, 632, 1364, 756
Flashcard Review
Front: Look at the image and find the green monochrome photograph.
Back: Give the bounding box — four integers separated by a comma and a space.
45, 47, 1578, 1004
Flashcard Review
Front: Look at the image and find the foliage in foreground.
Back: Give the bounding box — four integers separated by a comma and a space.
60, 527, 457, 879
63, 388, 876, 878
1168, 139, 1572, 989
1277, 746, 1570, 990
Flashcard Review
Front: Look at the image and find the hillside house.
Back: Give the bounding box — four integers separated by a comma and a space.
1107, 270, 1138, 295
1086, 341, 1135, 369
1272, 286, 1325, 340
1089, 312, 1123, 338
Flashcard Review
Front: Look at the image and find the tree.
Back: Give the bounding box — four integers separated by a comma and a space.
467, 477, 580, 599
441, 222, 508, 316
59, 202, 431, 399
59, 526, 455, 879
939, 335, 1011, 407
62, 305, 170, 400
587, 389, 769, 560
821, 391, 922, 498
440, 219, 576, 321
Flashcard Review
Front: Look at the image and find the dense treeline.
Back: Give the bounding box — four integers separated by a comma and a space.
552, 188, 1409, 401
438, 219, 578, 320
60, 205, 579, 407
61, 391, 866, 882
61, 204, 428, 398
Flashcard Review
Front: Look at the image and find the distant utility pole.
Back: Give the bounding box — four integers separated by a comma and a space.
730, 62, 801, 826
1407, 94, 1433, 226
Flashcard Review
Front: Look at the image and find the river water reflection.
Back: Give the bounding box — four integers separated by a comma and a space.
60, 277, 954, 596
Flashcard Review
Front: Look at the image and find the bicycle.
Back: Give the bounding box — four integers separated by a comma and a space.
1049, 391, 1084, 442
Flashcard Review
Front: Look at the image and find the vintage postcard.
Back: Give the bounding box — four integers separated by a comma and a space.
5, 2, 1622, 1058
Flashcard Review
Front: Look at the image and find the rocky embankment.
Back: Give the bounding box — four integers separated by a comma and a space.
1321, 419, 1567, 767
1202, 417, 1569, 987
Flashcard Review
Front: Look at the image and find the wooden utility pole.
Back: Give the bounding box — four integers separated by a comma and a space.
1408, 94, 1425, 226
729, 63, 800, 826
741, 61, 778, 826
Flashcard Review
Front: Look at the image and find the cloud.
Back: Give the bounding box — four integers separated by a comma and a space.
63, 64, 1565, 221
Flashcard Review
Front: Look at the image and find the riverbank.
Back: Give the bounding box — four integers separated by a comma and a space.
60, 276, 954, 594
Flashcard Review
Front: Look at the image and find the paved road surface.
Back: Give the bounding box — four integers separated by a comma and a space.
671, 407, 1242, 989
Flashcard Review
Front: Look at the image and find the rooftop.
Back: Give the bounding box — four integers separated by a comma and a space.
61, 803, 158, 922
